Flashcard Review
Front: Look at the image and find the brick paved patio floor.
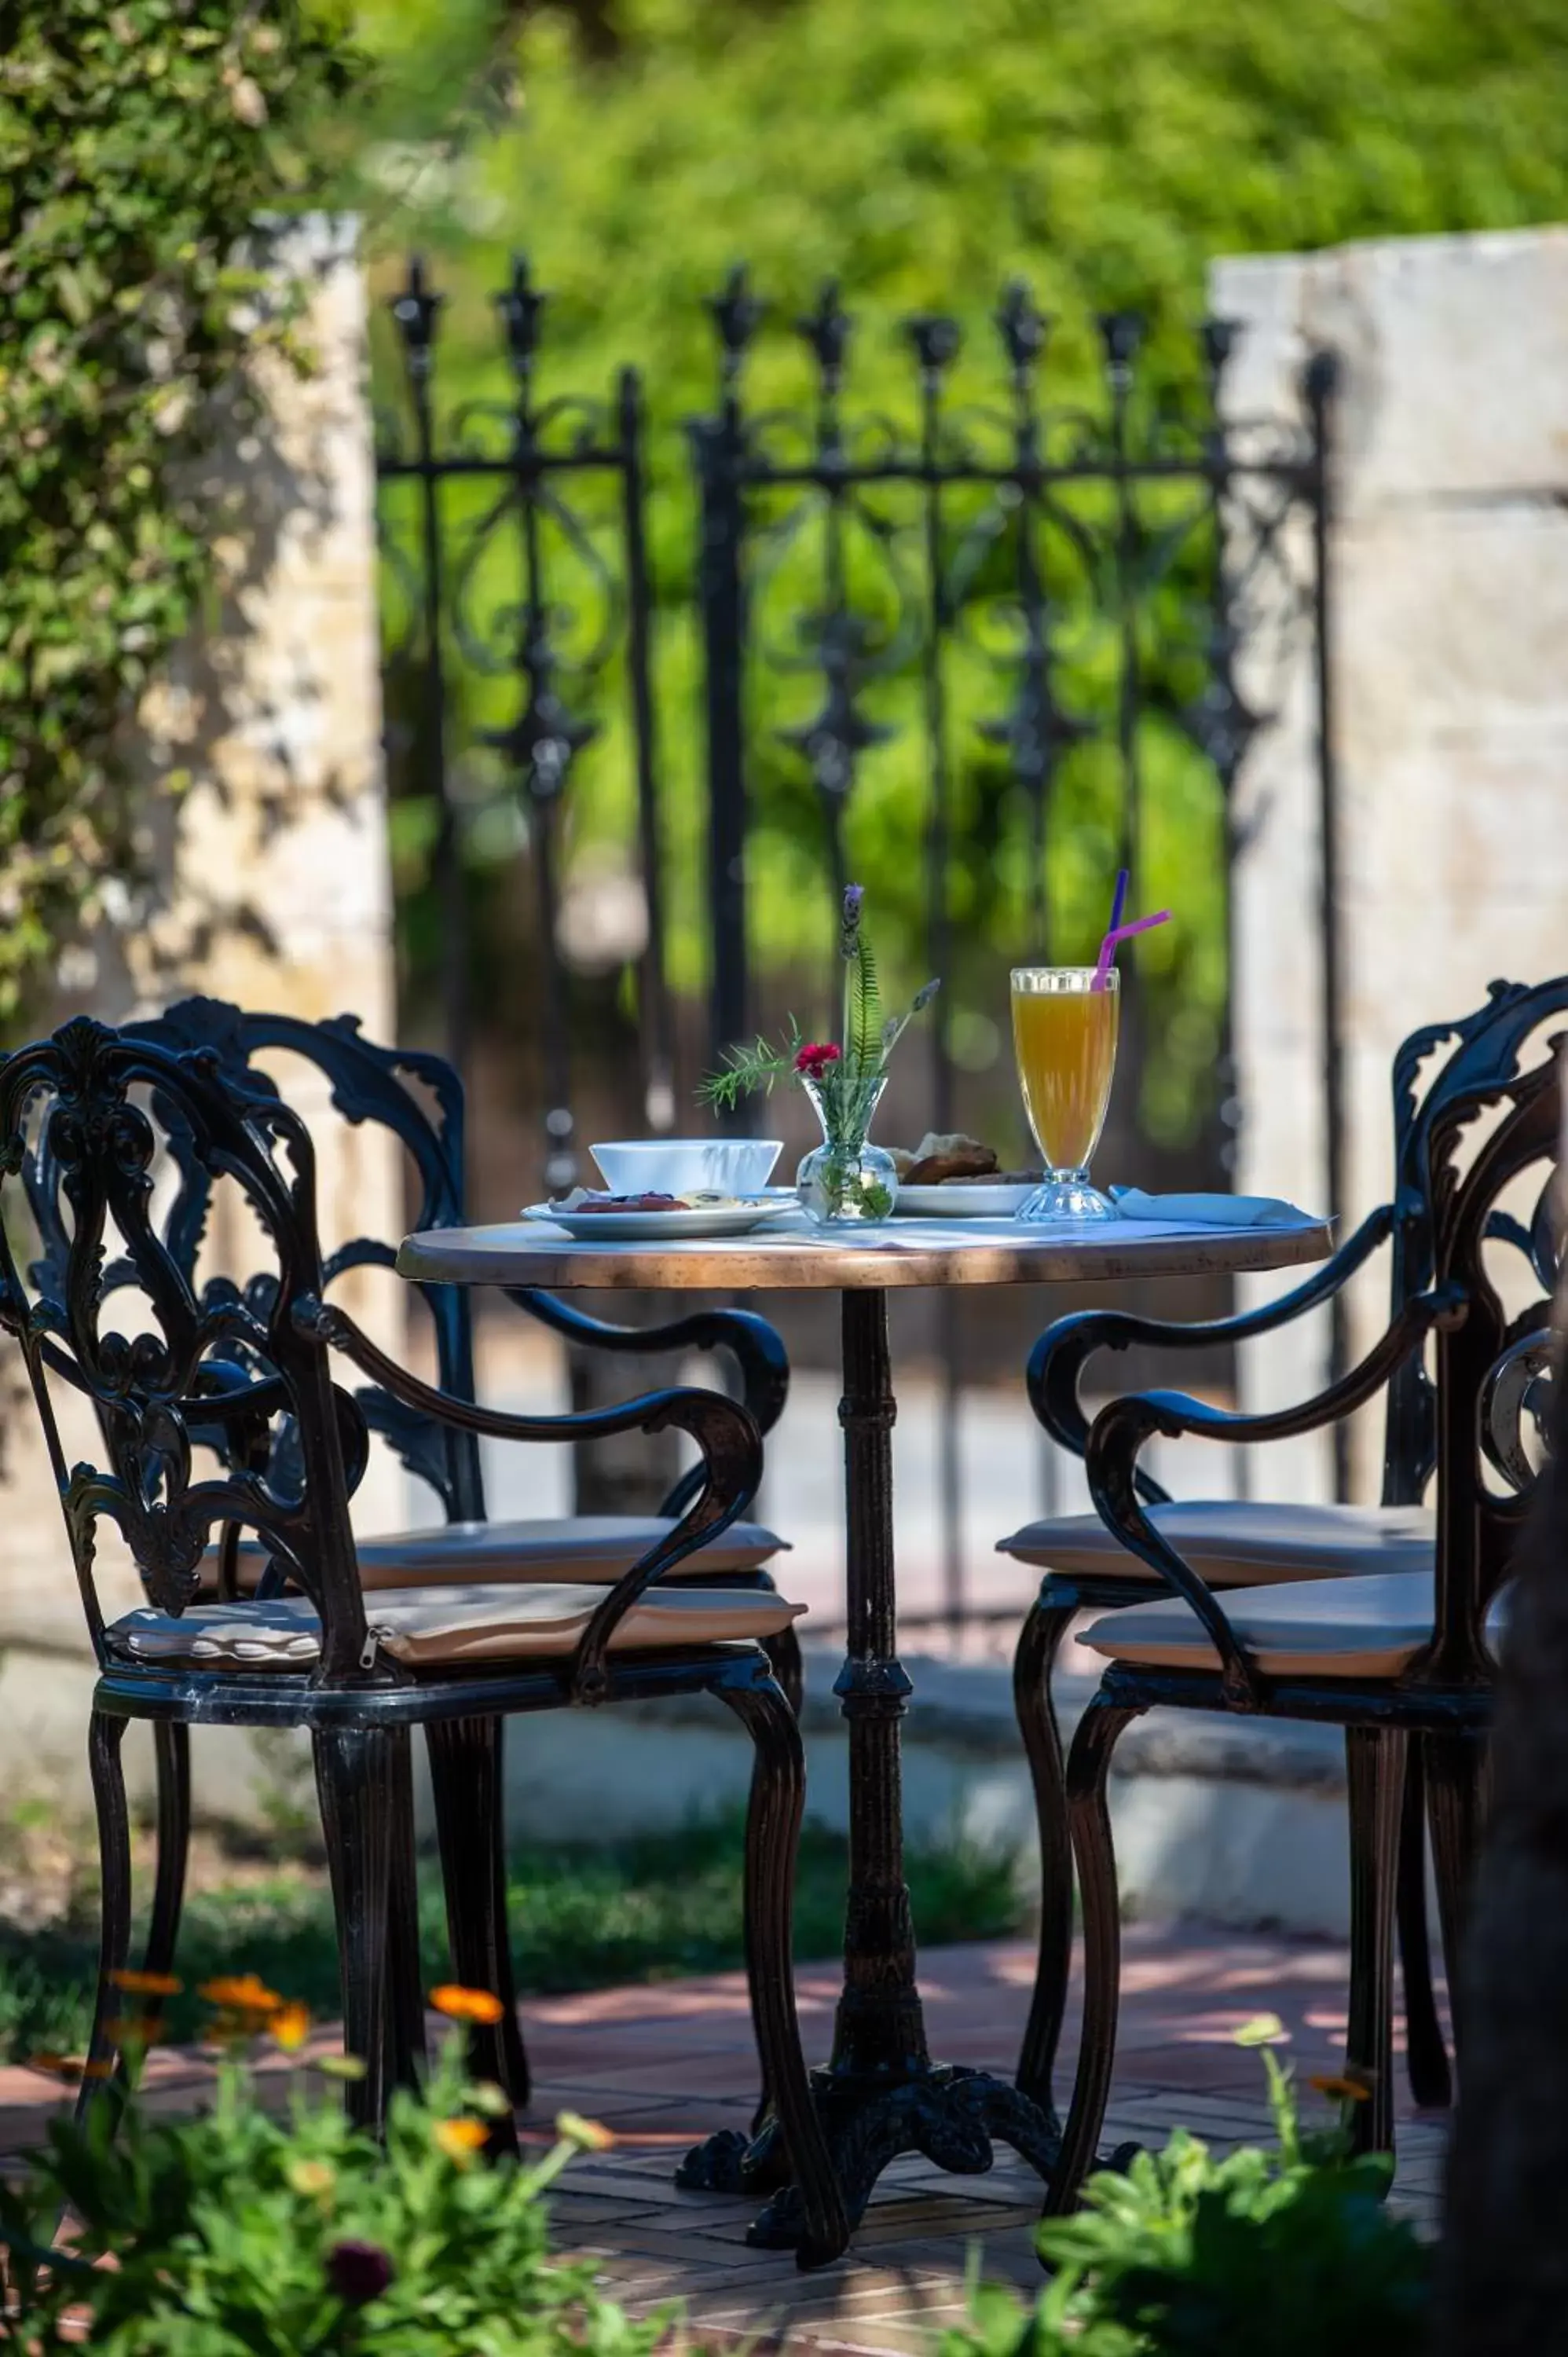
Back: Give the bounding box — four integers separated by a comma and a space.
0, 1923, 1449, 2353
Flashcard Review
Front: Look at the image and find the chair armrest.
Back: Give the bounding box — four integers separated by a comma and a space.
294, 1296, 765, 1703
507, 1290, 790, 1519
1083, 1280, 1467, 1709
504, 1289, 790, 1435
1028, 1204, 1394, 1497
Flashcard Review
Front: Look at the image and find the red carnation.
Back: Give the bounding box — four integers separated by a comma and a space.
793, 1042, 842, 1080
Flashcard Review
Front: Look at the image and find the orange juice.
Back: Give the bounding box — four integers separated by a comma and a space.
1011, 977, 1119, 1171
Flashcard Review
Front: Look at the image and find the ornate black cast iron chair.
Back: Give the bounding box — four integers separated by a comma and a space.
24, 994, 800, 2109
0, 1018, 848, 2267
1042, 1040, 1559, 2212
1001, 975, 1568, 2123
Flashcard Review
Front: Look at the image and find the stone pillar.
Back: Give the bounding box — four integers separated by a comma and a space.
1214, 227, 1568, 1499
0, 216, 402, 1717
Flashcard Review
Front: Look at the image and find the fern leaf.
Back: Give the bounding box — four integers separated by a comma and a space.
849, 937, 883, 1072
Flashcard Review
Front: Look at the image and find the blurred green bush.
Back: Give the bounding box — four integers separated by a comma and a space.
349, 0, 1568, 1142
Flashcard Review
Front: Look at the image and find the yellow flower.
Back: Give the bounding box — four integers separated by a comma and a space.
271, 2002, 312, 2054
287, 2157, 337, 2200
555, 2110, 616, 2154
432, 2116, 490, 2165
199, 1974, 283, 2017
108, 1968, 182, 1998
1232, 2013, 1289, 2048
316, 2053, 369, 2083
1309, 2072, 1372, 2102
429, 1985, 505, 2026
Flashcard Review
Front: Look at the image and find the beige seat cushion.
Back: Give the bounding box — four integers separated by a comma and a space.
200, 1515, 786, 1597
1079, 1569, 1504, 1681
110, 1581, 806, 1673
997, 1501, 1434, 1588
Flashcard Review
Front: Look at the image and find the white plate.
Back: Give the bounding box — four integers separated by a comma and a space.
893, 1182, 1037, 1219
521, 1197, 798, 1243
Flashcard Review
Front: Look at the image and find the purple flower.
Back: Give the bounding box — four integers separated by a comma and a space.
840, 882, 864, 959
327, 2240, 395, 2305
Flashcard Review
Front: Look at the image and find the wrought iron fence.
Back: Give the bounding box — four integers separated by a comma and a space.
377, 257, 672, 1194
375, 255, 1346, 1620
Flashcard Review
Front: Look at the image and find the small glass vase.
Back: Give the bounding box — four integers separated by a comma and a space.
796, 1074, 899, 1227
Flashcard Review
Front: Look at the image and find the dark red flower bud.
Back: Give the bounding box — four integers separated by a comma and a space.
326, 2239, 395, 2305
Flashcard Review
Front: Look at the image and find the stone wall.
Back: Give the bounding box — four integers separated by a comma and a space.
0, 216, 402, 1709
1213, 227, 1568, 1498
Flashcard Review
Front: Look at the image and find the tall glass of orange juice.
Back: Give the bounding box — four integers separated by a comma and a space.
1010, 967, 1119, 1222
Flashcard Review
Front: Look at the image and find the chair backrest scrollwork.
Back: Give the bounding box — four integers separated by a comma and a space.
1382, 977, 1568, 1505
64, 996, 485, 1527
1411, 1043, 1563, 1687
0, 1018, 374, 1681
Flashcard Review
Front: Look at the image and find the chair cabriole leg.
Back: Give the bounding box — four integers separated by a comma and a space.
1344, 1724, 1408, 2161
141, 1720, 190, 2042
1042, 1692, 1140, 2219
427, 1714, 526, 2140
1426, 1726, 1489, 2069
385, 1727, 428, 2091
79, 1708, 132, 2130
314, 1723, 398, 2135
1013, 1597, 1079, 2114
1395, 1738, 1452, 2108
721, 1671, 850, 2270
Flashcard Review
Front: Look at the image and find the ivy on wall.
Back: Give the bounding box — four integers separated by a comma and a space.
0, 0, 363, 1028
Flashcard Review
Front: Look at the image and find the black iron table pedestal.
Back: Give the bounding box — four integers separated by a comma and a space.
677, 1288, 1061, 2243
394, 1212, 1333, 2250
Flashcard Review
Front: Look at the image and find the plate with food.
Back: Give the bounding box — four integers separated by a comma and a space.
521, 1189, 800, 1242
888, 1135, 1040, 1219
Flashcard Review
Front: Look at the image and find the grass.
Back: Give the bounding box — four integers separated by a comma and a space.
0, 1809, 1026, 2061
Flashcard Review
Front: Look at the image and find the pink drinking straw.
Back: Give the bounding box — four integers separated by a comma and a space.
1092, 907, 1171, 988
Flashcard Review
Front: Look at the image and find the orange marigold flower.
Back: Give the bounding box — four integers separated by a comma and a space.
108, 1968, 182, 1998
199, 1974, 283, 2016
272, 2002, 312, 2054
429, 1985, 505, 2026
26, 2052, 84, 2083
432, 2116, 490, 2165
1308, 2072, 1372, 2102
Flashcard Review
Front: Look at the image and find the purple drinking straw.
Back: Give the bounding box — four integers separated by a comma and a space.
1093, 907, 1171, 988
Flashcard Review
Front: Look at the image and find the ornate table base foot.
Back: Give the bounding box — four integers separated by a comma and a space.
677, 2065, 1061, 2249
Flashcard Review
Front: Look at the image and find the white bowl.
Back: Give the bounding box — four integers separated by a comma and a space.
590, 1138, 783, 1198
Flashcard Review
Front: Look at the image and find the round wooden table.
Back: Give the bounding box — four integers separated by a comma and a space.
397, 1210, 1332, 2242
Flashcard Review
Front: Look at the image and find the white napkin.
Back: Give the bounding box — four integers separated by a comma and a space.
1110, 1189, 1317, 1229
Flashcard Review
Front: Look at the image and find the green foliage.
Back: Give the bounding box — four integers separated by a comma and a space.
0, 1808, 1026, 2061
357, 0, 1568, 1145
0, 0, 364, 1027
0, 2037, 665, 2354
940, 2056, 1430, 2357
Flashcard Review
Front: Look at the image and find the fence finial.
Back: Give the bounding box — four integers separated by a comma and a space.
390, 255, 442, 381
495, 254, 547, 386
995, 280, 1048, 378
